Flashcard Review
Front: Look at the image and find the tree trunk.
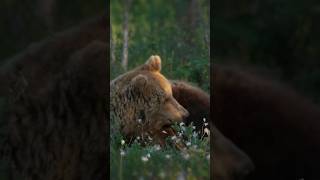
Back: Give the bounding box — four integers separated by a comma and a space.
121, 0, 132, 71
199, 0, 210, 57
110, 23, 116, 64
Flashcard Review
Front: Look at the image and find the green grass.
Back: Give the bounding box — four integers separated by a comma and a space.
110, 120, 210, 180
110, 4, 210, 174
109, 57, 210, 179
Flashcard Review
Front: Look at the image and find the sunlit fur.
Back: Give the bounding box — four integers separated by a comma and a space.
110, 55, 189, 145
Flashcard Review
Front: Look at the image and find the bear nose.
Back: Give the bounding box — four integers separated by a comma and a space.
181, 108, 189, 119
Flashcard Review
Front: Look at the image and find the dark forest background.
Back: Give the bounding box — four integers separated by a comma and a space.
0, 0, 104, 65
0, 1, 104, 179
214, 0, 320, 103
110, 0, 210, 92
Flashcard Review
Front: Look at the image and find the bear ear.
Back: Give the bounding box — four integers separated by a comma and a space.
131, 74, 148, 88
145, 55, 161, 72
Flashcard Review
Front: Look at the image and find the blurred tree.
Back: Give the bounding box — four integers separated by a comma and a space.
111, 0, 210, 91
121, 0, 132, 71
111, 22, 116, 63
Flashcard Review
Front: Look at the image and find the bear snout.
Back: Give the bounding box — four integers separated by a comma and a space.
180, 107, 189, 119
177, 102, 189, 119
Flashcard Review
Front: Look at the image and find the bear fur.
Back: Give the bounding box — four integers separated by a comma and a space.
171, 80, 210, 135
212, 64, 320, 179
0, 13, 269, 180
110, 55, 189, 147
0, 16, 108, 180
171, 80, 254, 180
172, 65, 320, 179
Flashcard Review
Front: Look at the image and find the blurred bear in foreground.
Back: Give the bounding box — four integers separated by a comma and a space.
0, 15, 108, 180
171, 81, 254, 180
213, 65, 320, 179
0, 14, 255, 180
173, 64, 320, 179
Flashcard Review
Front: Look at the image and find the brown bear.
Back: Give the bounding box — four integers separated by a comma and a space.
171, 80, 210, 136
0, 13, 259, 180
111, 58, 255, 179
0, 16, 108, 180
213, 127, 255, 180
171, 80, 255, 180
212, 64, 320, 179
110, 55, 189, 148
173, 64, 320, 179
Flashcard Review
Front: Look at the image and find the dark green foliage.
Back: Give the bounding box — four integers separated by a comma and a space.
214, 0, 320, 102
110, 1, 210, 178
111, 0, 210, 92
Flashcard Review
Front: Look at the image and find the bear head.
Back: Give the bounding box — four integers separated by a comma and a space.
110, 55, 189, 147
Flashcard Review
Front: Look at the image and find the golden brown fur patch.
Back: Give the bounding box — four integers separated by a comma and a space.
110, 55, 189, 147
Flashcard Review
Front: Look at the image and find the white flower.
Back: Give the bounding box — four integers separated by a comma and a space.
203, 118, 206, 122
141, 156, 148, 162
179, 122, 185, 126
137, 119, 142, 123
204, 128, 210, 136
183, 153, 190, 160
165, 154, 171, 159
137, 136, 140, 140
192, 132, 198, 138
146, 153, 151, 158
148, 136, 153, 141
206, 154, 210, 160
192, 126, 196, 129
204, 123, 208, 126
121, 139, 125, 145
120, 149, 126, 156
154, 145, 161, 151
186, 142, 191, 146
171, 136, 177, 140
161, 130, 168, 134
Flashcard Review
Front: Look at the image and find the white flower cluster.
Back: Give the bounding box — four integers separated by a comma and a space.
141, 153, 151, 162
120, 149, 126, 156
